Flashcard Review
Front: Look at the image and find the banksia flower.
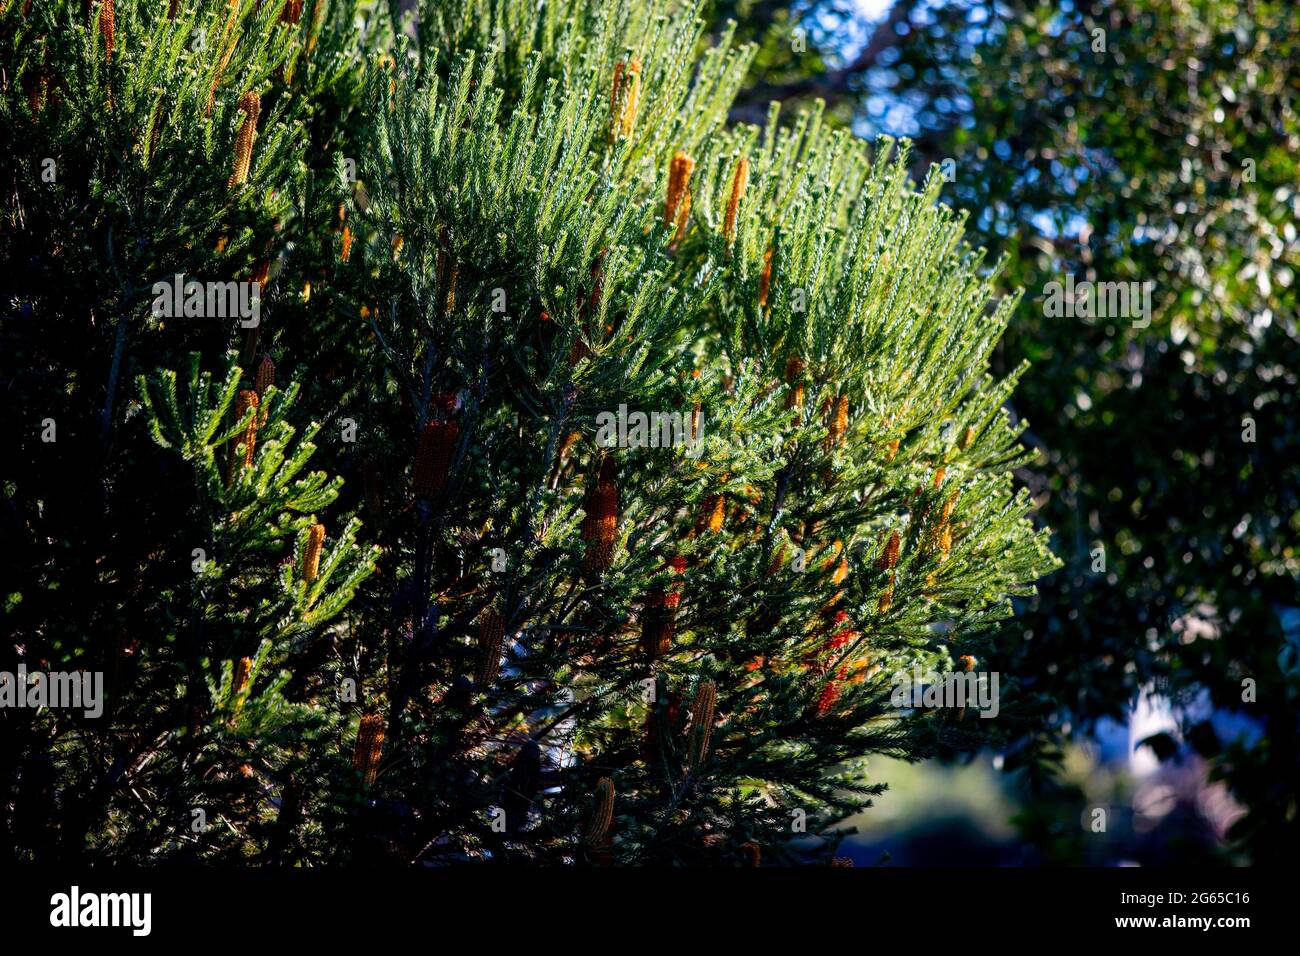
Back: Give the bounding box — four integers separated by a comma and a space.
831, 856, 856, 867
230, 656, 252, 716
608, 57, 641, 141
207, 0, 242, 115
827, 610, 858, 652
582, 777, 615, 847
352, 714, 384, 787
741, 841, 761, 867
759, 247, 773, 310
959, 425, 976, 451
875, 530, 901, 571
665, 151, 694, 233
254, 355, 275, 398
98, 0, 114, 60
641, 589, 676, 660
280, 0, 304, 24
302, 523, 325, 583
878, 571, 895, 613
340, 225, 353, 263
937, 524, 953, 559
687, 680, 717, 771
824, 394, 849, 449
476, 609, 505, 687
696, 493, 725, 534
581, 459, 619, 579
941, 489, 959, 524
885, 438, 900, 461
784, 355, 806, 410
412, 412, 459, 500
673, 191, 692, 245
816, 673, 842, 716
723, 157, 749, 247
228, 91, 261, 188
933, 465, 947, 488
229, 390, 259, 475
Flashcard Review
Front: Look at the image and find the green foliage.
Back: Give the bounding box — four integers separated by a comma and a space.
1, 0, 1056, 864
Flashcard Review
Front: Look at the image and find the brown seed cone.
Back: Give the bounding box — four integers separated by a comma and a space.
352, 713, 384, 787
476, 610, 505, 687
665, 151, 695, 230
741, 841, 761, 867
582, 777, 615, 847
302, 523, 325, 582
723, 157, 749, 247
228, 389, 259, 476
254, 355, 275, 397
412, 419, 459, 500
228, 91, 261, 188
98, 0, 114, 60
687, 680, 717, 771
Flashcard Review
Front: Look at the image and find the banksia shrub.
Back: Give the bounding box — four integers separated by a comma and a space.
228, 91, 261, 188
582, 777, 615, 847
476, 609, 505, 687
302, 523, 325, 582
352, 714, 384, 787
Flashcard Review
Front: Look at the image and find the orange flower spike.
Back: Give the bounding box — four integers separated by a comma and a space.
723, 157, 749, 247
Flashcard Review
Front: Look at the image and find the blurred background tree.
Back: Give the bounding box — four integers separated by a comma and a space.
740, 0, 1298, 862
